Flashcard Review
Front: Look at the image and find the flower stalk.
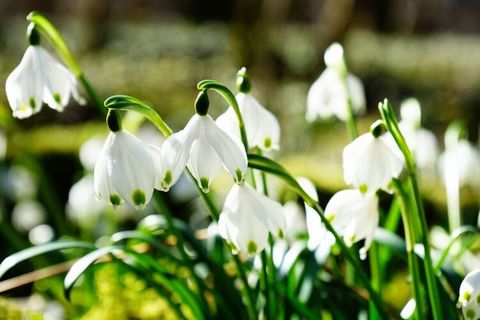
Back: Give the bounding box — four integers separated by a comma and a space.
379, 99, 443, 320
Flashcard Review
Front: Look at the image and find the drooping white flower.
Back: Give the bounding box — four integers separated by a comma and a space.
306, 43, 365, 122
94, 130, 156, 209
343, 131, 404, 193
5, 45, 83, 119
181, 114, 247, 192
11, 200, 46, 233
218, 183, 286, 256
216, 93, 280, 151
458, 269, 480, 320
325, 189, 379, 259
282, 201, 307, 241
393, 98, 439, 170
439, 140, 480, 188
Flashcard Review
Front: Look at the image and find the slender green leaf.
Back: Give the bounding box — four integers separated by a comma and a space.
0, 241, 94, 278
64, 246, 120, 300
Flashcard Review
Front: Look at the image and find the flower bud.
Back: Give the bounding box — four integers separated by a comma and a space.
106, 110, 122, 132
236, 67, 251, 93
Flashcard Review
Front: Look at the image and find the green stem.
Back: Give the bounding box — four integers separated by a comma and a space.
434, 226, 477, 273
379, 100, 443, 320
79, 75, 106, 116
392, 178, 424, 320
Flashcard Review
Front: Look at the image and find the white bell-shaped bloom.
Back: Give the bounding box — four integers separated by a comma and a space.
282, 201, 307, 241
306, 69, 365, 122
147, 129, 191, 192
216, 93, 281, 151
325, 189, 379, 259
324, 43, 345, 69
186, 114, 248, 192
5, 45, 83, 119
439, 140, 480, 188
94, 130, 156, 209
11, 200, 46, 233
218, 183, 286, 256
458, 269, 480, 320
343, 132, 404, 193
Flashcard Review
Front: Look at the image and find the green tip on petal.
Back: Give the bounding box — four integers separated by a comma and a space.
476, 294, 480, 305
466, 309, 476, 320
200, 177, 210, 193
235, 169, 244, 183
264, 137, 272, 149
161, 170, 173, 190
247, 240, 258, 255
359, 184, 368, 194
464, 291, 472, 303
29, 97, 36, 109
53, 92, 61, 104
277, 229, 284, 239
110, 194, 121, 206
132, 189, 146, 207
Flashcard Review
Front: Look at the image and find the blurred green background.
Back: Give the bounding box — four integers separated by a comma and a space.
1, 0, 480, 318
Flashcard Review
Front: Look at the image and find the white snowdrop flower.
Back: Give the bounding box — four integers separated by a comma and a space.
325, 189, 379, 259
185, 114, 247, 192
306, 69, 366, 122
343, 127, 404, 193
5, 42, 84, 119
6, 166, 37, 200
282, 201, 307, 241
458, 269, 480, 320
11, 200, 46, 233
439, 140, 480, 188
216, 92, 280, 151
28, 224, 54, 245
218, 183, 286, 256
297, 177, 335, 263
94, 129, 156, 209
400, 98, 422, 128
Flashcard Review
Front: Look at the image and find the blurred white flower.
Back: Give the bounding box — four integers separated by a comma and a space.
439, 140, 480, 188
395, 98, 439, 170
5, 45, 84, 119
29, 224, 54, 245
282, 201, 307, 241
79, 135, 105, 171
325, 189, 379, 259
11, 200, 46, 233
216, 92, 281, 151
218, 183, 286, 256
94, 130, 156, 209
458, 269, 480, 320
297, 177, 335, 264
67, 174, 107, 223
306, 43, 365, 122
6, 166, 37, 200
343, 131, 404, 193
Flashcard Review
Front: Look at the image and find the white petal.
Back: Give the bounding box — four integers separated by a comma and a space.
36, 47, 78, 111
400, 98, 422, 128
345, 74, 366, 116
236, 93, 281, 151
93, 133, 120, 205
187, 136, 223, 192
5, 46, 43, 118
201, 115, 247, 182
343, 133, 404, 192
216, 107, 239, 141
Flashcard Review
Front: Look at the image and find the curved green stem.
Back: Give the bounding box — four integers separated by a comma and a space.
247, 154, 387, 318
434, 226, 477, 273
379, 99, 443, 320
27, 12, 106, 115
197, 80, 249, 151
